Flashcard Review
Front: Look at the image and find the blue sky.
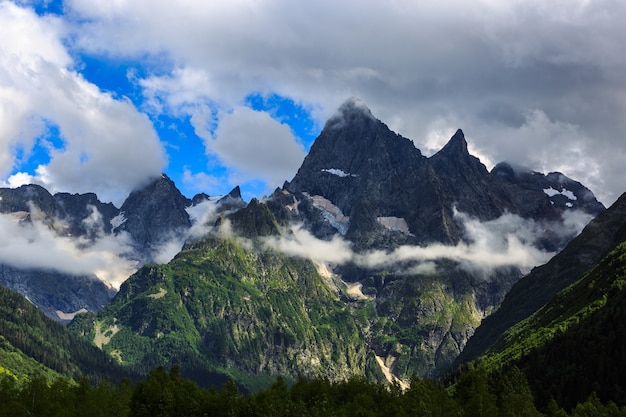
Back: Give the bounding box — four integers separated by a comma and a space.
2, 0, 626, 206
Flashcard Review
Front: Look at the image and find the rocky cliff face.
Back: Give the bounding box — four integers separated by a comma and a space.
286, 99, 434, 247
113, 174, 192, 263
0, 264, 115, 324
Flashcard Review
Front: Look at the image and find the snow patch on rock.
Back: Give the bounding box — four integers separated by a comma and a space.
321, 168, 358, 178
308, 194, 350, 235
377, 216, 411, 235
543, 187, 578, 201
110, 213, 126, 228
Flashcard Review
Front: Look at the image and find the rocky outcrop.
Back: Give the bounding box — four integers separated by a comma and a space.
54, 192, 119, 238
0, 264, 115, 324
286, 98, 433, 248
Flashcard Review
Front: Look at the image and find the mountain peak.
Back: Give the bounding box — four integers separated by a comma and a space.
324, 97, 376, 130
338, 96, 374, 116
227, 185, 242, 200
216, 186, 246, 212
117, 173, 191, 254
436, 129, 468, 156
227, 198, 280, 238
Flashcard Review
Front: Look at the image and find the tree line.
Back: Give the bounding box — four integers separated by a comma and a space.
1, 364, 625, 417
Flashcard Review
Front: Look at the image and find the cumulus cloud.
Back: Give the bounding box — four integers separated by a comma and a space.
182, 167, 220, 196
0, 2, 166, 204
0, 207, 137, 288
261, 208, 593, 277
140, 68, 308, 192
462, 110, 610, 203
210, 107, 306, 188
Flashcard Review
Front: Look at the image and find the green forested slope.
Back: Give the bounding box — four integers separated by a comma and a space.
459, 192, 626, 364
68, 197, 523, 387
477, 240, 626, 410
0, 285, 132, 383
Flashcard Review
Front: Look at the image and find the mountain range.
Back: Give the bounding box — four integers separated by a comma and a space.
0, 98, 620, 401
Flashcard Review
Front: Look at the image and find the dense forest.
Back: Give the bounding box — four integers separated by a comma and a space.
1, 364, 625, 417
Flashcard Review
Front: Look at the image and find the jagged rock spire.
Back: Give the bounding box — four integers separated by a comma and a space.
434, 129, 469, 158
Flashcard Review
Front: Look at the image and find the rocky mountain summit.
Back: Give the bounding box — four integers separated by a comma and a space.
267, 97, 605, 377
284, 98, 603, 250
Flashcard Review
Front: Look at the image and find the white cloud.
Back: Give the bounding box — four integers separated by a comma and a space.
263, 225, 354, 265
261, 208, 592, 277
461, 110, 609, 202
140, 69, 308, 192
57, 0, 626, 205
0, 208, 137, 288
0, 2, 167, 204
2, 171, 35, 188
2, 0, 625, 206
209, 106, 307, 189
182, 167, 220, 196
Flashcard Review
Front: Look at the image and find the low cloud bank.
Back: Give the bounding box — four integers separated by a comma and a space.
0, 194, 594, 291
0, 195, 238, 290
0, 206, 137, 289
262, 208, 593, 277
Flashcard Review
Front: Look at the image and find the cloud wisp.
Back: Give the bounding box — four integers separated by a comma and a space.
261, 208, 594, 277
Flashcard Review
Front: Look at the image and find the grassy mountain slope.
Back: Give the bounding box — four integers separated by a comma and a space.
70, 198, 520, 386
70, 226, 380, 390
475, 240, 626, 409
